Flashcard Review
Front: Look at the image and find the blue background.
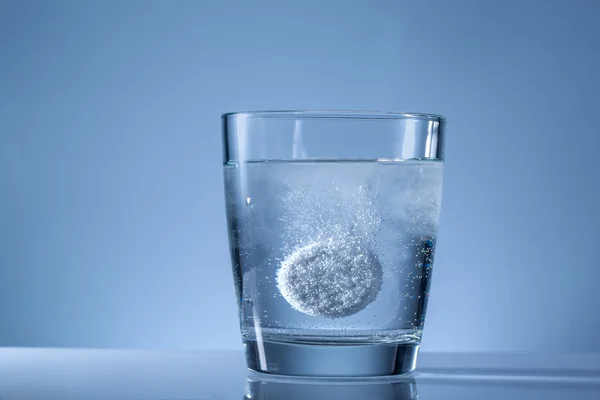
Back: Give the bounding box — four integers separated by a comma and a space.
1, 0, 599, 352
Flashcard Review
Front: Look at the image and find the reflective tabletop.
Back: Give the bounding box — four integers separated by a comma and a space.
1, 349, 599, 399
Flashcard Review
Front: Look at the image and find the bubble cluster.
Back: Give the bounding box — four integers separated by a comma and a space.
277, 238, 383, 318
272, 166, 385, 318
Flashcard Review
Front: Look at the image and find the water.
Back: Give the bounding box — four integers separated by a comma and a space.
224, 159, 443, 346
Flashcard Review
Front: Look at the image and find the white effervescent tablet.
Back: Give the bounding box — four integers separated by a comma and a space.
276, 238, 382, 318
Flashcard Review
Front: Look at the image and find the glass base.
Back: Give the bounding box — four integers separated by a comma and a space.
244, 338, 419, 377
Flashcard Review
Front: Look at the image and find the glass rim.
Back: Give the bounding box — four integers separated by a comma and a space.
221, 110, 445, 122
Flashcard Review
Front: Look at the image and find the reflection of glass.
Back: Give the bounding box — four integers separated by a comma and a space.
244, 373, 418, 400
223, 111, 445, 376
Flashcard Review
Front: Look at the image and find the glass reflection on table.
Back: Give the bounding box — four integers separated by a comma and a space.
244, 372, 418, 400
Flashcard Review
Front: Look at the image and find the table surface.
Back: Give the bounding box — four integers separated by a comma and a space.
1, 349, 599, 399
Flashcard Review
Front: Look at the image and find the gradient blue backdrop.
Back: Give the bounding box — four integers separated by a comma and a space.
1, 0, 599, 352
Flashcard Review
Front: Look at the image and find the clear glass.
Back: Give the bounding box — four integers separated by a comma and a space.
222, 110, 445, 377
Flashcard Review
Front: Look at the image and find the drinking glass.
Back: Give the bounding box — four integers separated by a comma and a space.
222, 111, 445, 376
